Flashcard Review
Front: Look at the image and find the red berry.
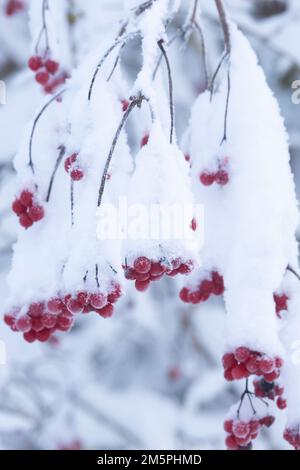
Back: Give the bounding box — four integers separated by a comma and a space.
234, 347, 250, 363
12, 199, 26, 215
135, 272, 150, 282
224, 420, 233, 434
211, 271, 224, 295
275, 357, 284, 369
135, 280, 150, 292
45, 59, 59, 75
200, 171, 215, 186
121, 100, 129, 112
97, 304, 114, 319
20, 190, 33, 207
4, 313, 16, 327
35, 71, 50, 85
231, 364, 250, 380
259, 357, 275, 374
28, 205, 44, 222
15, 315, 32, 333
222, 353, 236, 370
249, 420, 260, 434
150, 263, 165, 276
23, 330, 37, 343
225, 435, 238, 450
71, 169, 84, 181
134, 257, 151, 274
107, 285, 122, 304
76, 292, 90, 307
224, 368, 234, 381
66, 299, 83, 314
277, 397, 287, 410
232, 421, 250, 439
274, 294, 288, 314
64, 153, 78, 173
141, 134, 149, 147
179, 287, 190, 303
47, 298, 63, 314
57, 315, 74, 331
42, 314, 57, 329
90, 293, 107, 309
19, 213, 33, 229
28, 56, 43, 71
264, 370, 279, 382
28, 303, 44, 318
31, 317, 44, 332
190, 218, 197, 231
260, 416, 275, 428
215, 170, 229, 186
36, 328, 51, 342
246, 355, 259, 373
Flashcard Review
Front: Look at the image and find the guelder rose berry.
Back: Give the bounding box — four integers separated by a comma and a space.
64, 153, 84, 181
179, 271, 224, 305
12, 189, 45, 229
125, 257, 194, 292
223, 347, 284, 382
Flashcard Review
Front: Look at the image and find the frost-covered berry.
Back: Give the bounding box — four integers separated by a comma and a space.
35, 71, 50, 85
12, 199, 26, 216
19, 213, 34, 229
28, 205, 45, 222
215, 169, 229, 186
5, 0, 24, 16
276, 397, 287, 410
141, 134, 149, 147
45, 59, 59, 75
284, 427, 300, 450
28, 56, 43, 72
20, 190, 33, 207
134, 257, 151, 274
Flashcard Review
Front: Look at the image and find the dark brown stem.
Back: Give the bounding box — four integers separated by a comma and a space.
157, 39, 174, 144
35, 0, 50, 55
215, 0, 231, 55
46, 145, 66, 202
191, 0, 199, 23
97, 95, 146, 208
29, 89, 66, 174
287, 265, 300, 282
221, 68, 231, 143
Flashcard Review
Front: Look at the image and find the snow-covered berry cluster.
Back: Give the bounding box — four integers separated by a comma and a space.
124, 257, 194, 292
199, 160, 229, 187
4, 0, 24, 16
28, 55, 67, 94
179, 271, 224, 304
224, 416, 274, 450
284, 427, 300, 450
64, 153, 84, 181
12, 189, 44, 229
4, 283, 122, 343
222, 347, 284, 382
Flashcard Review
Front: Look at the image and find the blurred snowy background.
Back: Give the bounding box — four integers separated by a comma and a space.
0, 0, 299, 450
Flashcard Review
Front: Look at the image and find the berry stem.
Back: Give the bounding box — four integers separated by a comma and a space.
97, 94, 146, 208
46, 145, 66, 202
287, 264, 300, 282
157, 39, 174, 145
29, 88, 66, 173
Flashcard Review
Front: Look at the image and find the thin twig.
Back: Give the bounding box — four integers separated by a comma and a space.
29, 89, 66, 174
157, 39, 174, 144
97, 95, 145, 207
287, 265, 300, 282
46, 145, 66, 202
70, 178, 74, 226
215, 0, 231, 55
221, 68, 231, 143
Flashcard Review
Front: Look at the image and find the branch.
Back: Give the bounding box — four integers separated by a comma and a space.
158, 39, 174, 144
214, 0, 231, 55
29, 89, 66, 174
46, 145, 66, 202
97, 94, 146, 208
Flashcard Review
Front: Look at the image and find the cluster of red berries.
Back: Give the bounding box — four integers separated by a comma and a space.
274, 293, 288, 318
12, 190, 44, 229
124, 257, 194, 292
4, 284, 122, 343
28, 55, 67, 94
4, 0, 24, 15
64, 153, 84, 181
284, 427, 300, 450
253, 378, 286, 409
224, 416, 275, 450
222, 347, 284, 382
179, 271, 224, 304
199, 164, 229, 187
